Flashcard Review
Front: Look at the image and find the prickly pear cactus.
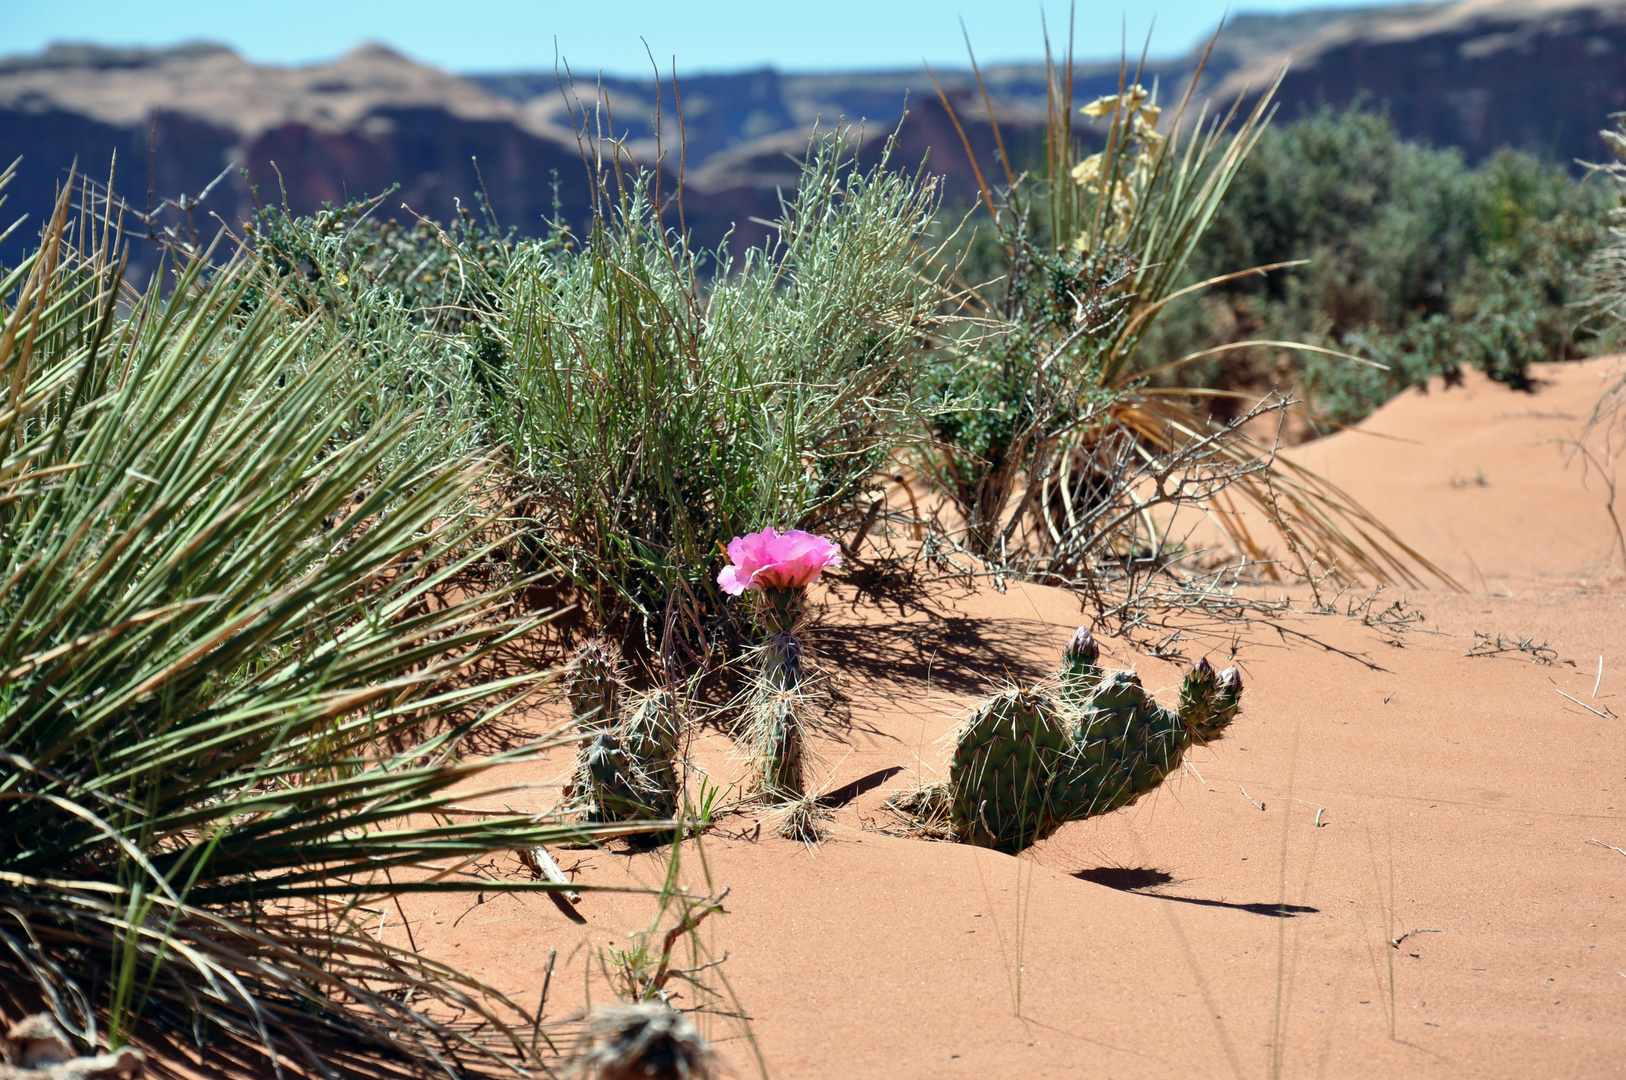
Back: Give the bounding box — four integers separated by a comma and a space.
947, 689, 1070, 854
925, 627, 1246, 854
1055, 656, 1244, 827
1058, 625, 1102, 707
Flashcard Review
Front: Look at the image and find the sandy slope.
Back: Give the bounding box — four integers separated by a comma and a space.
394, 360, 1626, 1079
1281, 357, 1626, 591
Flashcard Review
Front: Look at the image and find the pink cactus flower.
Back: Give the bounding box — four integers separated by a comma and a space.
717, 527, 842, 596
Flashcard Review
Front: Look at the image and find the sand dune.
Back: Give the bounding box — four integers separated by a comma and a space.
1283, 357, 1626, 592
348, 361, 1626, 1079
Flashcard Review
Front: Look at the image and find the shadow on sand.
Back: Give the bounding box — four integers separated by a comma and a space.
1074, 866, 1319, 918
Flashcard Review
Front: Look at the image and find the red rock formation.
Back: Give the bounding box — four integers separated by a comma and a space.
1216, 0, 1626, 164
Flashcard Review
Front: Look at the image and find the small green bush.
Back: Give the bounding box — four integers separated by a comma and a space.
1145, 106, 1616, 427
488, 140, 944, 648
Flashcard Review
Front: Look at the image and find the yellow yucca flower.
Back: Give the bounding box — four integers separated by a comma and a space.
1071, 153, 1104, 185
1080, 93, 1124, 119
1081, 85, 1154, 118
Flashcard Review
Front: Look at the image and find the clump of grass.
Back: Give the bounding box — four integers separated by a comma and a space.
882, 780, 957, 841
769, 793, 833, 845
484, 131, 946, 652
233, 122, 951, 666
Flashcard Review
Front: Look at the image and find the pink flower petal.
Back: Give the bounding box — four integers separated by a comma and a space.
718, 526, 841, 595
717, 564, 752, 596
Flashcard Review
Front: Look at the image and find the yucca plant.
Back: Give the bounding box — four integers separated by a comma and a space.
923, 24, 1458, 597
0, 178, 642, 1077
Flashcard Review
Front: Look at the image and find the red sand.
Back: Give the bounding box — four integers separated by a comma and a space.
402, 359, 1626, 1079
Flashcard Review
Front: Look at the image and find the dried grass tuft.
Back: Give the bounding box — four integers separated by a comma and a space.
566, 1004, 714, 1080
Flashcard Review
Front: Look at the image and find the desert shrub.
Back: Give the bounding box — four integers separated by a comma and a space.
0, 181, 629, 1075
1146, 106, 1615, 427
239, 139, 945, 655
918, 58, 1285, 569
243, 190, 523, 467
916, 45, 1459, 598
482, 136, 945, 650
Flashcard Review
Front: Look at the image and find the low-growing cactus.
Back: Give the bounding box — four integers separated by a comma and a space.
940, 628, 1244, 854
569, 639, 625, 732
586, 689, 682, 822
717, 527, 842, 801
566, 642, 681, 824
1178, 656, 1243, 740
745, 619, 809, 799
947, 688, 1070, 852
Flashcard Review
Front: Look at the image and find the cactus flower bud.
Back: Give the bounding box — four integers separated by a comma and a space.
1059, 626, 1103, 706
1064, 625, 1099, 662
1218, 666, 1243, 695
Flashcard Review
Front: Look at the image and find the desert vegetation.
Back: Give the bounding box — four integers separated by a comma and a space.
0, 21, 1619, 1080
1144, 105, 1618, 429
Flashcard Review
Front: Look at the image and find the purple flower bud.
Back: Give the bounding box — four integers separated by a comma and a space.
1192, 656, 1215, 680
1218, 666, 1243, 694
1064, 625, 1098, 661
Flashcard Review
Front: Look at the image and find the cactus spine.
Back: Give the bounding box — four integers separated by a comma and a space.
567, 641, 681, 823
943, 627, 1245, 854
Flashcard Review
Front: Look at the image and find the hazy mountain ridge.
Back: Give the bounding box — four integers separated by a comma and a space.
1, 0, 1621, 273
1215, 0, 1626, 163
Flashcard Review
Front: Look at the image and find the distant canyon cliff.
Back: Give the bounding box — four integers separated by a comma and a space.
3, 0, 1625, 270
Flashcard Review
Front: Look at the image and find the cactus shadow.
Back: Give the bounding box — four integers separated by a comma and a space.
1074, 867, 1319, 918
816, 765, 906, 808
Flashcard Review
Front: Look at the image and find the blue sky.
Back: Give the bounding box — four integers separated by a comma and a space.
0, 0, 1383, 74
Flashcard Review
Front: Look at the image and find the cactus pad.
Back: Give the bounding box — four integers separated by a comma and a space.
1056, 670, 1188, 820
927, 630, 1246, 855
947, 689, 1070, 853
